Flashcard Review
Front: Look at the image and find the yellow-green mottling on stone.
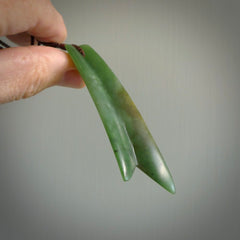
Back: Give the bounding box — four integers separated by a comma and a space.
65, 44, 176, 194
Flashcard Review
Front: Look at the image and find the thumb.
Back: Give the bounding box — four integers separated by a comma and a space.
0, 46, 85, 104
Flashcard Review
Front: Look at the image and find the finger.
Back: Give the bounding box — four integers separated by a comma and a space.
0, 0, 67, 43
0, 46, 85, 104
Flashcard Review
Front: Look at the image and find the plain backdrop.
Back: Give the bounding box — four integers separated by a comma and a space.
0, 0, 239, 239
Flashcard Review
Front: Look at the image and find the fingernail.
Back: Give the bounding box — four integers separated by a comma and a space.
58, 69, 85, 88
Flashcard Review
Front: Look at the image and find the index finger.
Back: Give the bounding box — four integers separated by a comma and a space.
0, 0, 67, 43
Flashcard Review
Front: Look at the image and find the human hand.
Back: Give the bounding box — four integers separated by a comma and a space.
0, 0, 85, 104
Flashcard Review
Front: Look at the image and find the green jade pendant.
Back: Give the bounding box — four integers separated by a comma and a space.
65, 44, 175, 194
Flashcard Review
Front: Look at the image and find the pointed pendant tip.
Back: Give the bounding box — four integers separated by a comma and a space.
168, 183, 176, 194
163, 180, 176, 194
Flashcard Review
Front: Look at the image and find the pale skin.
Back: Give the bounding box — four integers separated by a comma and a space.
0, 0, 85, 104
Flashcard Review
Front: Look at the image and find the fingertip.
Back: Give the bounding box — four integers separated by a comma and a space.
30, 13, 67, 43
54, 14, 68, 42
34, 13, 67, 43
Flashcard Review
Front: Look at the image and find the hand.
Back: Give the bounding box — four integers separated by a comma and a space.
0, 0, 85, 104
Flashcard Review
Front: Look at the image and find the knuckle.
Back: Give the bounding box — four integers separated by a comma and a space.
23, 55, 49, 98
14, 48, 50, 100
